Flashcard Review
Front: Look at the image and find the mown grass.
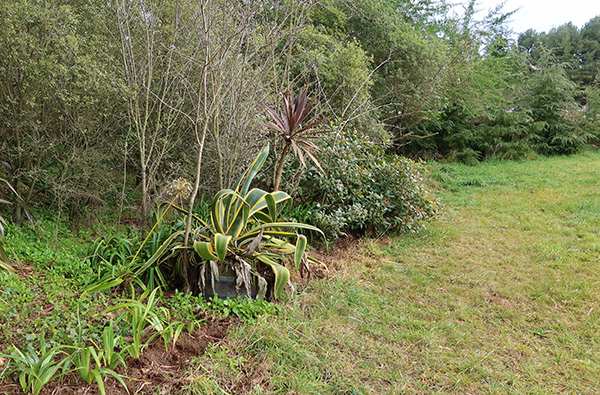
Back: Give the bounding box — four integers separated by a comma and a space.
188, 151, 600, 394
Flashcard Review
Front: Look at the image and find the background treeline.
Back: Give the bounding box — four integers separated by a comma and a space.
1, 0, 599, 228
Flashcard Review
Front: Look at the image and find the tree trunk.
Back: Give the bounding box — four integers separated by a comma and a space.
273, 143, 290, 192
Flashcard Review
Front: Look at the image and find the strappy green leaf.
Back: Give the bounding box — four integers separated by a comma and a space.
214, 233, 232, 262
294, 235, 307, 270
194, 241, 219, 261
255, 254, 290, 299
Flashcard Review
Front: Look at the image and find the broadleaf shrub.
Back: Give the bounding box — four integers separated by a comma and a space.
284, 128, 441, 238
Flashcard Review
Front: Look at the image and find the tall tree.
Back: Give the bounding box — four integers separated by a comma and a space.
524, 50, 585, 154
518, 16, 600, 88
0, 0, 123, 222
580, 17, 600, 86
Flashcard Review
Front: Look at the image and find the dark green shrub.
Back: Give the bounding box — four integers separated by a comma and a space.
524, 53, 592, 155
285, 128, 441, 238
404, 104, 538, 163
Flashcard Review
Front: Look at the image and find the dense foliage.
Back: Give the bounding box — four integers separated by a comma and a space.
1, 1, 600, 391
1, 0, 599, 228
281, 128, 441, 238
519, 17, 600, 88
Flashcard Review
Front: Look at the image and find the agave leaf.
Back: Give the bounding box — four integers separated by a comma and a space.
254, 254, 290, 299
194, 241, 219, 261
233, 144, 269, 196
245, 188, 269, 216
262, 243, 296, 255
227, 202, 249, 239
237, 228, 297, 245
294, 235, 307, 270
211, 190, 234, 234
248, 190, 291, 218
264, 193, 277, 221
259, 229, 298, 240
214, 233, 232, 262
257, 222, 325, 239
251, 211, 273, 224
261, 236, 296, 249
133, 230, 186, 278
211, 190, 248, 237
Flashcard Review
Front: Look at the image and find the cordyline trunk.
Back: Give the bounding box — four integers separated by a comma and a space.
273, 143, 290, 191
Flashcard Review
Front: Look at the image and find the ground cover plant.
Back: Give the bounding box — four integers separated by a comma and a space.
0, 212, 283, 394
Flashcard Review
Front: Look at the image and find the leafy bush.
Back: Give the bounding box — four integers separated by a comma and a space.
284, 128, 441, 238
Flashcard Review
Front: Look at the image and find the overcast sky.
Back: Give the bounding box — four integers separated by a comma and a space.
472, 0, 600, 34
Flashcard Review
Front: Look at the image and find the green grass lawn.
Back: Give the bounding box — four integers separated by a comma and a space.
188, 152, 600, 394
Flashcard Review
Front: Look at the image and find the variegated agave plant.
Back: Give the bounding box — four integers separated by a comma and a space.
141, 144, 324, 299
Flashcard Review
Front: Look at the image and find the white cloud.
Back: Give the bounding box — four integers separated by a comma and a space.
474, 0, 600, 33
